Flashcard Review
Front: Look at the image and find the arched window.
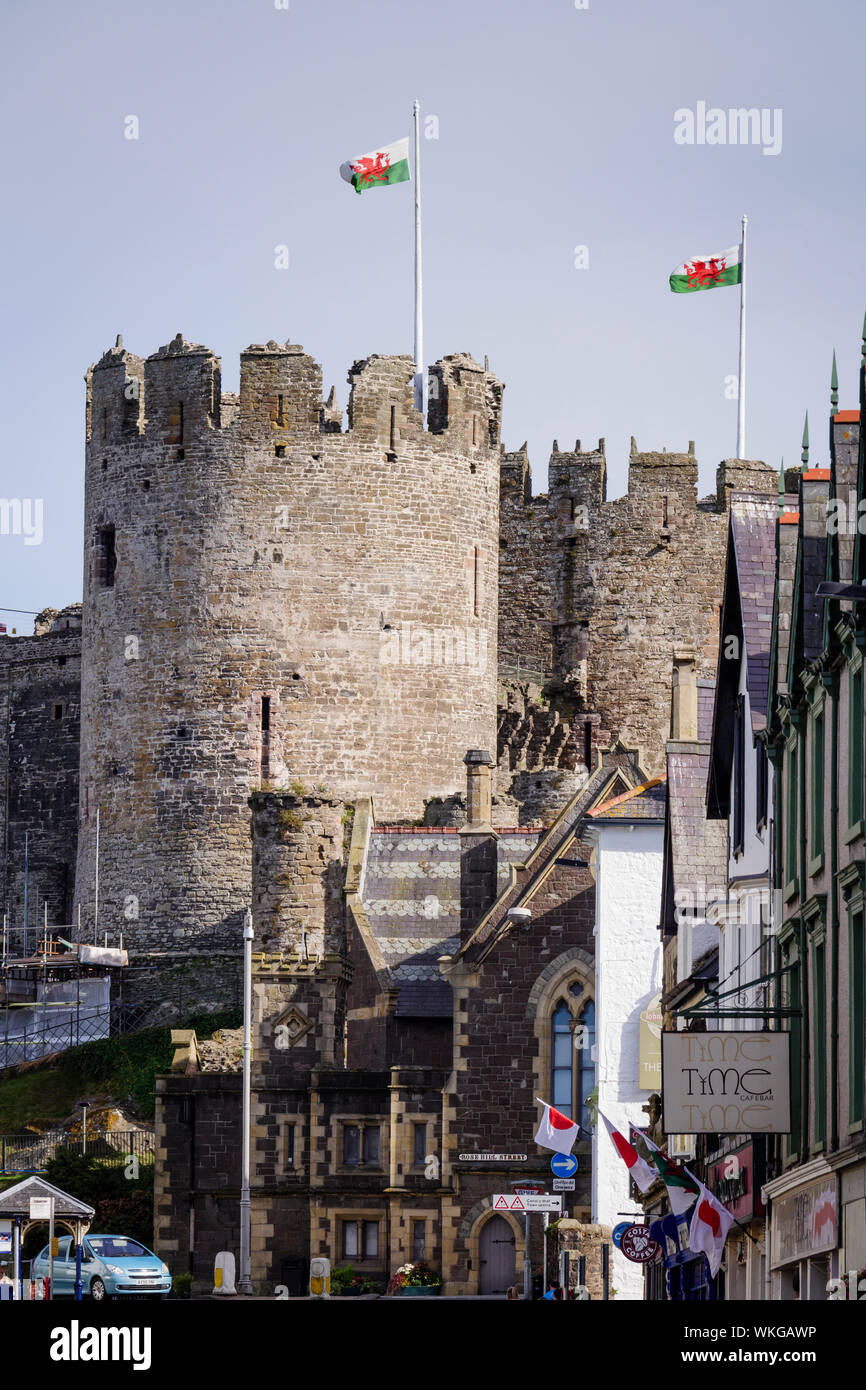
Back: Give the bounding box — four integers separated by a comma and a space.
551, 1001, 574, 1117
576, 999, 596, 1134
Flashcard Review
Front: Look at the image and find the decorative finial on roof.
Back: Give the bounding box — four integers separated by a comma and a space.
831, 350, 838, 413
778, 457, 785, 516
115, 334, 123, 349
801, 412, 809, 470
862, 310, 866, 369
552, 439, 559, 454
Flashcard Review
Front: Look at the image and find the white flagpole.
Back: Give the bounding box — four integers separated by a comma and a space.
413, 99, 425, 421
736, 213, 747, 459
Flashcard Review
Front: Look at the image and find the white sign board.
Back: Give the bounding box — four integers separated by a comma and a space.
458, 1153, 527, 1162
552, 1178, 576, 1192
493, 1193, 561, 1213
662, 1030, 791, 1134
29, 1197, 53, 1220
0, 1220, 11, 1254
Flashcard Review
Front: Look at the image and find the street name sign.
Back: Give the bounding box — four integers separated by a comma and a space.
552, 1178, 575, 1191
458, 1153, 527, 1162
493, 1193, 561, 1213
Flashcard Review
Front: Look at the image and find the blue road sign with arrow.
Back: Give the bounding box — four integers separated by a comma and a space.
550, 1151, 579, 1178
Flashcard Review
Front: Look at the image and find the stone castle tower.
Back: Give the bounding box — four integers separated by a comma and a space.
74, 334, 502, 972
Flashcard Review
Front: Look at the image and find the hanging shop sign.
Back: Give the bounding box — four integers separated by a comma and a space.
619, 1225, 662, 1264
639, 992, 663, 1090
661, 1030, 791, 1134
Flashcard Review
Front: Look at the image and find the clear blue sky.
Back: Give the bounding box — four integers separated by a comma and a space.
1, 0, 864, 621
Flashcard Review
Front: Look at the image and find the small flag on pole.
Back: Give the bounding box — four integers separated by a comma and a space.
534, 1099, 580, 1156
688, 1182, 735, 1277
340, 137, 410, 195
599, 1113, 657, 1194
669, 243, 742, 293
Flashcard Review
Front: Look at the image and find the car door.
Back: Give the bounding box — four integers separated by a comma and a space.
52, 1237, 74, 1294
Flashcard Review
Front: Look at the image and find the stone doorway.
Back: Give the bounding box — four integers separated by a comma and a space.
479, 1215, 516, 1295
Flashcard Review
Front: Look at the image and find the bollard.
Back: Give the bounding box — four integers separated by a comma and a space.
213, 1251, 237, 1296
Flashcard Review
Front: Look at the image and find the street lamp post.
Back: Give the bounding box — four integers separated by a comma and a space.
237, 908, 253, 1295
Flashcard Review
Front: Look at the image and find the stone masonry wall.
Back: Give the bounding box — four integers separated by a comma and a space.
498, 441, 777, 780
74, 336, 501, 966
0, 606, 82, 936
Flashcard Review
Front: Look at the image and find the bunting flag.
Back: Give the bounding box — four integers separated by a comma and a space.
534, 1099, 580, 1156
599, 1113, 656, 1194
688, 1182, 735, 1277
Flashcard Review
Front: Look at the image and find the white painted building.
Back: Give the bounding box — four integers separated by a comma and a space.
584, 780, 666, 1301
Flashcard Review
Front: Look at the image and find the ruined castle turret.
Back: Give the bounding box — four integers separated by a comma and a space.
74, 335, 501, 974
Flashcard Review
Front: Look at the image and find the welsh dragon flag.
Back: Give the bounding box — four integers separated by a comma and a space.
669, 243, 742, 293
640, 1133, 700, 1216
599, 1113, 656, 1194
340, 137, 410, 195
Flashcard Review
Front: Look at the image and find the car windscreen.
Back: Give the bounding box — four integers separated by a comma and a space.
86, 1238, 151, 1259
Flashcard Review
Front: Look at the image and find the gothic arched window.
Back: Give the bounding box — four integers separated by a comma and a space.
551, 1001, 573, 1117
576, 999, 596, 1134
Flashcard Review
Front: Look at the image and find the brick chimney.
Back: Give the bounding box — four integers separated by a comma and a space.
670, 649, 698, 741
459, 750, 499, 944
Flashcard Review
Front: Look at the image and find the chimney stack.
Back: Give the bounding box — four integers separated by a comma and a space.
670, 649, 698, 741
459, 750, 498, 943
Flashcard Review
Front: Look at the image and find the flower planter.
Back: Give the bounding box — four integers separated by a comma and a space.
399, 1285, 441, 1296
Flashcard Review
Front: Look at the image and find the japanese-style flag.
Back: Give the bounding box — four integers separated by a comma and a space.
534, 1099, 580, 1156
688, 1182, 735, 1277
599, 1113, 657, 1194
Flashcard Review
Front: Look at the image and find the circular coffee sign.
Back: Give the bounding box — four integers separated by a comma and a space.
619, 1224, 661, 1264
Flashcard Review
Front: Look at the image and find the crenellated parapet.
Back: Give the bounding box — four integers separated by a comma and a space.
498, 435, 777, 780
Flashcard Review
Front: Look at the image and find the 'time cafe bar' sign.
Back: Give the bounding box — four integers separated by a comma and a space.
661, 1031, 791, 1134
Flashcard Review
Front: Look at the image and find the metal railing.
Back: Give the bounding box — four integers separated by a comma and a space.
0, 1129, 154, 1175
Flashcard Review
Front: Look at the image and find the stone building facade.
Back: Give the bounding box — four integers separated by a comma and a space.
0, 605, 82, 942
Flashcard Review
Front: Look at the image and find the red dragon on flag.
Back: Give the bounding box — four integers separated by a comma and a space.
353, 151, 392, 188
685, 256, 727, 289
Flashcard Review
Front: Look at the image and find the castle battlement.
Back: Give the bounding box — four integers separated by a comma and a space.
86, 335, 503, 456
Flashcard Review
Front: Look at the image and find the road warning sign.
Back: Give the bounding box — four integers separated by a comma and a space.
492, 1193, 561, 1213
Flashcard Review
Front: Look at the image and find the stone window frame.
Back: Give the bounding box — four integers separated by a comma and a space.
334, 1208, 386, 1266
276, 1114, 302, 1174
332, 1115, 386, 1176
528, 948, 595, 1145
846, 650, 864, 843
402, 1207, 436, 1265
783, 722, 800, 903
777, 917, 802, 1168
802, 895, 827, 1155
807, 683, 826, 877
406, 1114, 438, 1174
839, 861, 866, 1134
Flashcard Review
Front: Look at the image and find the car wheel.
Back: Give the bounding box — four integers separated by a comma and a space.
90, 1277, 107, 1301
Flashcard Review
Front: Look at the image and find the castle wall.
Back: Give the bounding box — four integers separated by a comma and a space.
498, 443, 776, 778
0, 608, 81, 936
74, 336, 501, 961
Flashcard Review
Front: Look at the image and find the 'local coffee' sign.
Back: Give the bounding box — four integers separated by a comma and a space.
662, 1031, 791, 1134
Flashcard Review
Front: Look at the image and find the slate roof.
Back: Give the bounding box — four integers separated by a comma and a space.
587, 776, 667, 821
361, 827, 542, 1016
0, 1175, 95, 1218
730, 494, 777, 734
697, 679, 715, 742
667, 744, 727, 913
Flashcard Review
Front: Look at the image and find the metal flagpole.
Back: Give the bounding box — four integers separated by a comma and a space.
413, 99, 425, 421
736, 213, 748, 459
